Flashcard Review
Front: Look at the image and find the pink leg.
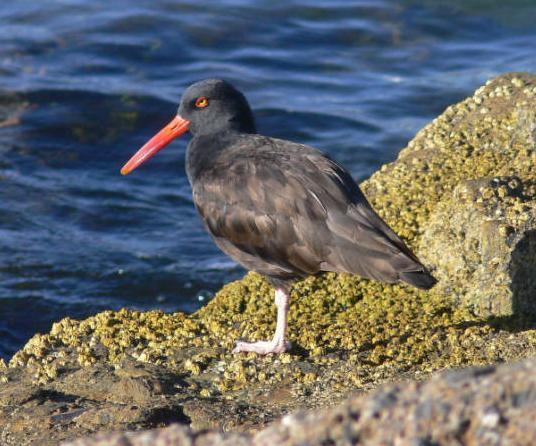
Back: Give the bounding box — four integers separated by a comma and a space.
233, 288, 291, 354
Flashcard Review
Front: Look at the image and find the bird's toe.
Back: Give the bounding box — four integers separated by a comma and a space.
232, 339, 290, 355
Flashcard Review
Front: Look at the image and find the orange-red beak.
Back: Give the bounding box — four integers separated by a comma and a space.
121, 115, 190, 175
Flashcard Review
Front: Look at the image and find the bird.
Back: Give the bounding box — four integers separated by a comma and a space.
121, 79, 437, 355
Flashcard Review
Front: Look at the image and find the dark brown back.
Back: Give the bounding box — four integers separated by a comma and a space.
191, 134, 431, 286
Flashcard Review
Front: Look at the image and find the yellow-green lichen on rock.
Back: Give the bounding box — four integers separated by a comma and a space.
4, 73, 536, 442
420, 176, 536, 317
362, 73, 536, 245
4, 273, 515, 388
356, 72, 536, 318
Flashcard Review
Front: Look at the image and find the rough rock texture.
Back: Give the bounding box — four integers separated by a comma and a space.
3, 73, 536, 445
63, 424, 250, 446
63, 424, 251, 446
63, 357, 536, 446
421, 176, 536, 316
362, 72, 536, 317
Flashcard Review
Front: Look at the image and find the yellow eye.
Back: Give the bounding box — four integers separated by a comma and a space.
195, 96, 209, 108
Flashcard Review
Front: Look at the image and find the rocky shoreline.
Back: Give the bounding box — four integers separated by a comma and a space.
2, 72, 536, 445
63, 356, 536, 446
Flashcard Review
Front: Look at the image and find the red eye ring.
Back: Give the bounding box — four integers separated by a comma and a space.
195, 96, 209, 108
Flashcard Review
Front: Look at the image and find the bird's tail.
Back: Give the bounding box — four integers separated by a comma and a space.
399, 270, 437, 290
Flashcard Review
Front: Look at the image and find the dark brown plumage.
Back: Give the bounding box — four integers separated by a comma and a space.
190, 133, 435, 290
121, 78, 436, 354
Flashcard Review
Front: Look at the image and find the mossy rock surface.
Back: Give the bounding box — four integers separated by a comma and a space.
420, 176, 536, 316
3, 73, 536, 445
361, 71, 536, 317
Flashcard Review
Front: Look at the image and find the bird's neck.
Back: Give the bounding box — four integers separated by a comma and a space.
185, 130, 245, 185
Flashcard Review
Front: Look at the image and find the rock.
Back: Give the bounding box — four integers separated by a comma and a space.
420, 176, 536, 317
62, 356, 536, 446
0, 362, 191, 446
62, 423, 250, 446
4, 73, 536, 445
362, 72, 536, 317
255, 355, 536, 446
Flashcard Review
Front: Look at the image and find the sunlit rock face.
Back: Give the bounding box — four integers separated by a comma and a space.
363, 72, 536, 317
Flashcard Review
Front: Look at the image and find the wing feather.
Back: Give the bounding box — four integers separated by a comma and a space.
192, 135, 425, 283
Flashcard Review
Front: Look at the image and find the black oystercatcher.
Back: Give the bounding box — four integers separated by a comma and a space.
121, 79, 436, 355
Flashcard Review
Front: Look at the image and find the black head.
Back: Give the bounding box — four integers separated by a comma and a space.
121, 79, 256, 175
178, 79, 256, 136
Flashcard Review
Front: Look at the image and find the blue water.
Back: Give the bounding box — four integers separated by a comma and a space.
1, 0, 536, 360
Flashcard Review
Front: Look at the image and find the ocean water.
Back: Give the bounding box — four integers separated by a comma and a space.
1, 0, 536, 359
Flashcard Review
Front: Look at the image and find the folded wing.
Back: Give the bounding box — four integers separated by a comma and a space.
192, 136, 435, 288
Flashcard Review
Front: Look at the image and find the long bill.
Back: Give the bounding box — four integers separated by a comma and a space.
120, 114, 190, 175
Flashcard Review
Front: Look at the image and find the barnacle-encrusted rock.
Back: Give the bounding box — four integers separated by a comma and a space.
4, 73, 536, 445
362, 72, 536, 317
420, 176, 536, 316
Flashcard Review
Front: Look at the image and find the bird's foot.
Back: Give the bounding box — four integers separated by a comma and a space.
232, 339, 291, 355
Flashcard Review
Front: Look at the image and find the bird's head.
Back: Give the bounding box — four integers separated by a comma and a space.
121, 79, 255, 175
